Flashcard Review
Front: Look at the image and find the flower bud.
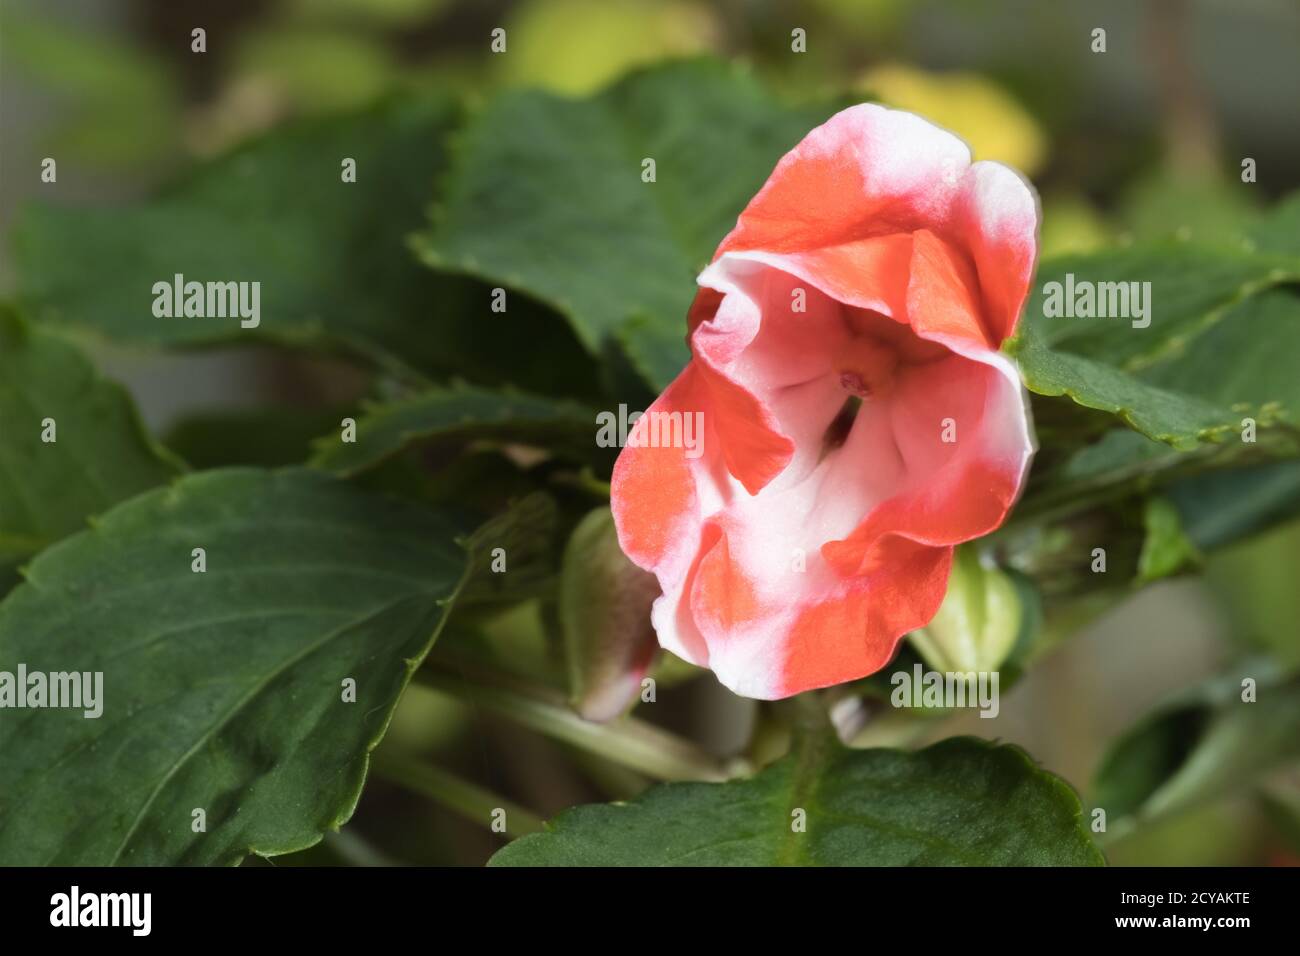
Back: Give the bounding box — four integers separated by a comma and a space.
909, 544, 1022, 675
561, 507, 660, 722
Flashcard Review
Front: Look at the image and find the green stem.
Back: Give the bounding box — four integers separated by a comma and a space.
414, 667, 743, 783
551, 468, 612, 499
371, 752, 544, 838
772, 692, 836, 866
787, 690, 834, 741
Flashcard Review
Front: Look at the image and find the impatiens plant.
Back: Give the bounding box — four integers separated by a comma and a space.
2, 59, 1299, 868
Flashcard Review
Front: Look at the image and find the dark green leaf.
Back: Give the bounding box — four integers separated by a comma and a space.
1093, 667, 1300, 834
414, 59, 832, 389
0, 468, 476, 865
1168, 459, 1300, 551
1010, 237, 1300, 448
491, 736, 1103, 866
14, 96, 600, 398
164, 405, 354, 470
16, 97, 456, 374
458, 492, 559, 605
1010, 285, 1300, 533
0, 306, 181, 567
309, 383, 607, 476
1139, 287, 1300, 425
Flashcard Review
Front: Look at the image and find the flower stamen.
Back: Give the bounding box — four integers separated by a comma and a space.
839, 371, 874, 398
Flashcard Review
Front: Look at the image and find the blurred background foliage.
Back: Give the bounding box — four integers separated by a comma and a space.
2, 0, 1298, 866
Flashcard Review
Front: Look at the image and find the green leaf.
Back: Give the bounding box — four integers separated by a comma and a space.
16, 97, 454, 372
1021, 241, 1298, 368
1009, 285, 1300, 534
1247, 192, 1300, 258
164, 405, 355, 470
0, 468, 477, 865
1139, 287, 1300, 425
1005, 230, 1300, 538
1093, 667, 1300, 835
1010, 238, 1300, 448
14, 96, 601, 397
490, 736, 1103, 866
309, 383, 607, 476
1258, 785, 1300, 857
0, 306, 181, 567
1117, 175, 1261, 246
1136, 497, 1200, 583
1168, 459, 1300, 551
458, 492, 559, 605
414, 59, 833, 389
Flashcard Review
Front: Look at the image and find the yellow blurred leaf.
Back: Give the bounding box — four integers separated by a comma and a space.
1040, 193, 1111, 257
859, 64, 1047, 176
501, 0, 719, 94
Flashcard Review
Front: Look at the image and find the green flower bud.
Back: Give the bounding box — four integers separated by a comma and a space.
909, 544, 1022, 675
561, 506, 660, 722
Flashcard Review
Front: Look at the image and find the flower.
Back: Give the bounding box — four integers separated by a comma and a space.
610, 104, 1038, 699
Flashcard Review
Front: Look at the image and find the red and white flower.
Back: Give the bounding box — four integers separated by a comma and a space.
611, 104, 1039, 699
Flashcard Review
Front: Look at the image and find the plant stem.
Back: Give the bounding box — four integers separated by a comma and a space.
414, 666, 744, 783
371, 751, 544, 838
788, 689, 833, 735
551, 467, 612, 499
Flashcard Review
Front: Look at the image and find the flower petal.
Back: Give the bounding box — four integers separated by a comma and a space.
822, 350, 1034, 575
609, 366, 706, 574
681, 512, 953, 698
953, 161, 1039, 342
907, 229, 993, 350
715, 104, 971, 257
692, 258, 850, 492
689, 289, 796, 494
776, 539, 952, 697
